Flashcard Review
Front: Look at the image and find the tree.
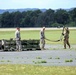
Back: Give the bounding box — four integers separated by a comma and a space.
0, 14, 2, 27
0, 8, 75, 27
55, 9, 69, 25
37, 9, 55, 27
44, 9, 55, 26
13, 11, 22, 27
69, 8, 76, 26
1, 12, 11, 27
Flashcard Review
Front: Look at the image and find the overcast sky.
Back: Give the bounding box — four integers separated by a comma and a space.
0, 0, 76, 9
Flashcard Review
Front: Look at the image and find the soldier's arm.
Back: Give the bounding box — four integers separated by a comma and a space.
62, 26, 65, 36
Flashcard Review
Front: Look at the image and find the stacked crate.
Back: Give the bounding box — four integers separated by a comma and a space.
22, 40, 41, 50
0, 39, 41, 51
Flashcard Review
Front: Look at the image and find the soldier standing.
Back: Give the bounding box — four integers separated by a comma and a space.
62, 27, 70, 49
15, 27, 22, 51
1, 39, 5, 50
40, 27, 46, 50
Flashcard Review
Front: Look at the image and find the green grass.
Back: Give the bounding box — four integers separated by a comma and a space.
55, 57, 60, 59
40, 60, 47, 63
0, 60, 5, 62
36, 56, 42, 59
65, 59, 73, 62
0, 29, 76, 44
33, 60, 47, 64
0, 64, 76, 75
48, 57, 52, 59
7, 60, 11, 62
0, 29, 75, 75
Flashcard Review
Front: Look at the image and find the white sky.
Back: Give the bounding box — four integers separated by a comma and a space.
0, 0, 76, 9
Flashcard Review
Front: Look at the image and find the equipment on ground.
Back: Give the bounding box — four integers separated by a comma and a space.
0, 39, 41, 51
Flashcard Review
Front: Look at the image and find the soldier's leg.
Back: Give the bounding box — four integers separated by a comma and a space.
1, 45, 4, 50
16, 41, 18, 50
40, 39, 43, 49
16, 41, 19, 51
19, 41, 22, 51
67, 39, 70, 48
42, 39, 44, 49
64, 39, 66, 49
43, 39, 45, 49
40, 39, 42, 49
40, 39, 45, 49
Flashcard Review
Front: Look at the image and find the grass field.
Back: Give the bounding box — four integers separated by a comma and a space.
0, 28, 76, 75
0, 64, 76, 75
0, 29, 76, 44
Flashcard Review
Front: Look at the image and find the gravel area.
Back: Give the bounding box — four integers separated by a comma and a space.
0, 44, 76, 66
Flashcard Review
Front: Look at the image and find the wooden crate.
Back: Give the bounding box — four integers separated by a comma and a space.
0, 39, 41, 51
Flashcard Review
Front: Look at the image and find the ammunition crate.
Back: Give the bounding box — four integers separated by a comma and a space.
0, 39, 41, 51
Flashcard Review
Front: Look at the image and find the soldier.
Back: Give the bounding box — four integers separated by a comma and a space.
15, 27, 22, 51
1, 39, 5, 50
62, 27, 70, 49
40, 27, 46, 50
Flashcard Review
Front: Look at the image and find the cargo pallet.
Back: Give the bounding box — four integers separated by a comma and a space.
0, 39, 41, 51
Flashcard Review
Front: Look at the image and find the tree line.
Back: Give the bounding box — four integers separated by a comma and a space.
0, 8, 76, 28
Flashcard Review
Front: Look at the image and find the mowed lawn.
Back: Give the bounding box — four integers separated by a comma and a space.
0, 64, 76, 75
0, 29, 76, 44
0, 29, 76, 75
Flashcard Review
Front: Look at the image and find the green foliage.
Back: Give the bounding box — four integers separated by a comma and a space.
0, 60, 11, 62
7, 60, 11, 62
51, 22, 63, 27
40, 60, 47, 63
65, 59, 73, 62
55, 57, 60, 59
48, 57, 52, 59
33, 60, 47, 64
68, 22, 76, 27
0, 8, 76, 27
36, 56, 42, 59
55, 9, 69, 24
0, 60, 5, 62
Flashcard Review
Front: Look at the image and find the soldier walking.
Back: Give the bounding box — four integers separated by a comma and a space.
40, 27, 46, 50
15, 27, 22, 51
62, 27, 70, 49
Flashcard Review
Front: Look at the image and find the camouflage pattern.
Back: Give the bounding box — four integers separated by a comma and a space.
40, 27, 45, 49
0, 39, 41, 51
63, 27, 70, 49
15, 29, 21, 51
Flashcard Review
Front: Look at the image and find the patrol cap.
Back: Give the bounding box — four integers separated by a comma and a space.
16, 27, 20, 30
43, 27, 45, 29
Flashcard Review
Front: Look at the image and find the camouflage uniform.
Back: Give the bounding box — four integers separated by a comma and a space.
15, 28, 21, 51
40, 27, 45, 49
63, 27, 70, 49
1, 39, 5, 50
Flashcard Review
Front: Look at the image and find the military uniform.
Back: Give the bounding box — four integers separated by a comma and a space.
15, 28, 21, 51
1, 39, 5, 50
63, 27, 70, 49
40, 27, 45, 49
